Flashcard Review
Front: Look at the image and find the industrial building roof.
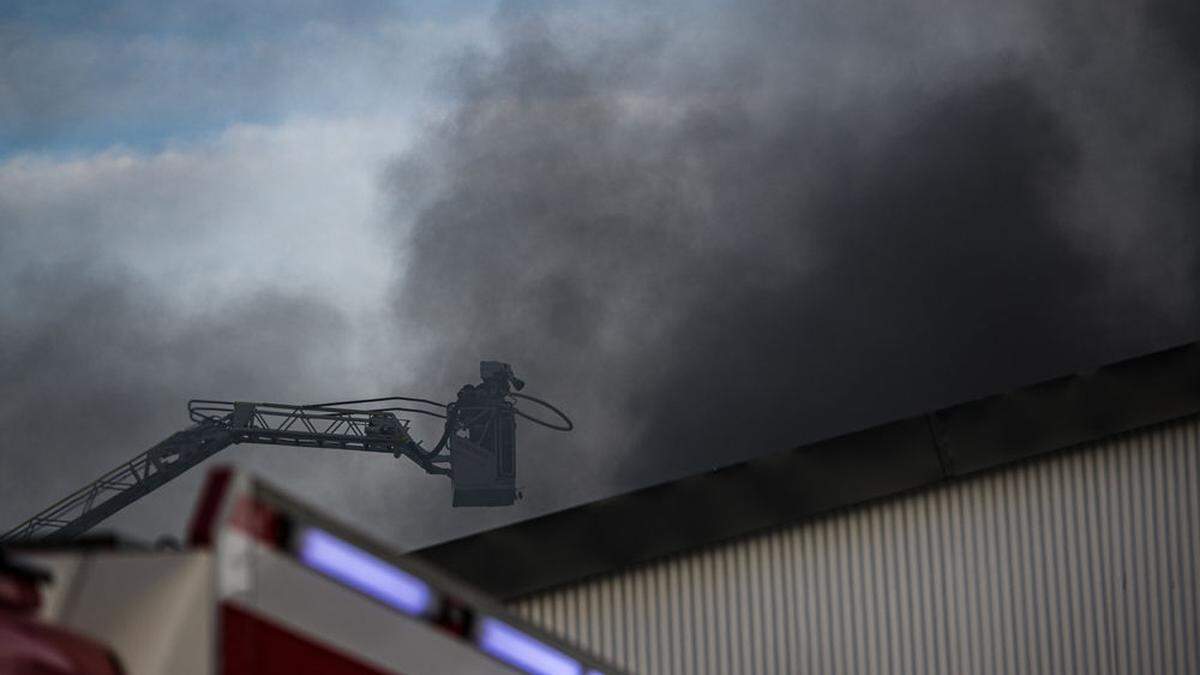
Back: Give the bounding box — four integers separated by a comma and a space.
414, 340, 1200, 600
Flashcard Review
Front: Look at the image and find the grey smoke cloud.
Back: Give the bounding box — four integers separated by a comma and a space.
0, 119, 421, 543
0, 262, 361, 537
387, 0, 1199, 511
1, 0, 1196, 549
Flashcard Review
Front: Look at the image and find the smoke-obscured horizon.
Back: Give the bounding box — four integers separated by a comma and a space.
1, 0, 1196, 549
387, 0, 1199, 518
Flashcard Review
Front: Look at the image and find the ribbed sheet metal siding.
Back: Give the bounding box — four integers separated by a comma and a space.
509, 415, 1200, 674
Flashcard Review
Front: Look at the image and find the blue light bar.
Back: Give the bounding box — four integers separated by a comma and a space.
477, 616, 581, 675
297, 527, 434, 617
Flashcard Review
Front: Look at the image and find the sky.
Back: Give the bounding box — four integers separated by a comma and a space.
1, 0, 1197, 550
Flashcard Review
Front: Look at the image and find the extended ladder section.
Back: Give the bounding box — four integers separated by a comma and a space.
1, 401, 442, 543
3, 361, 570, 544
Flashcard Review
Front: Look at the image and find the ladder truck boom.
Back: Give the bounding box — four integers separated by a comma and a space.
1, 361, 572, 544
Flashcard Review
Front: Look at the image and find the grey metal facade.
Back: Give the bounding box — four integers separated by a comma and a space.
509, 414, 1200, 674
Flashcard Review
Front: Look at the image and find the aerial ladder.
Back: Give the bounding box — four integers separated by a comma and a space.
1, 361, 572, 543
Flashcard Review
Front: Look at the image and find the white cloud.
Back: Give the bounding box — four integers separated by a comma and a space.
2, 115, 414, 310
0, 112, 458, 411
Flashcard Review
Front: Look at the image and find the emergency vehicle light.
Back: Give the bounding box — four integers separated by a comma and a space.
477, 616, 582, 675
298, 527, 434, 617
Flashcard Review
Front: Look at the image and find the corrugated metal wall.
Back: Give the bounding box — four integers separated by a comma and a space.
509, 415, 1200, 674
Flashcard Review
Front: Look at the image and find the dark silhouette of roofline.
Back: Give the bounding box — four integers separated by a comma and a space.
414, 340, 1200, 600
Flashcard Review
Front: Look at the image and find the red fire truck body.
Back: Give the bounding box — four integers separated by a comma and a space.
2, 468, 616, 675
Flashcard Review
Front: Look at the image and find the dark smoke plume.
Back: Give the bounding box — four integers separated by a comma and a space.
388, 0, 1199, 518
2, 0, 1196, 548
